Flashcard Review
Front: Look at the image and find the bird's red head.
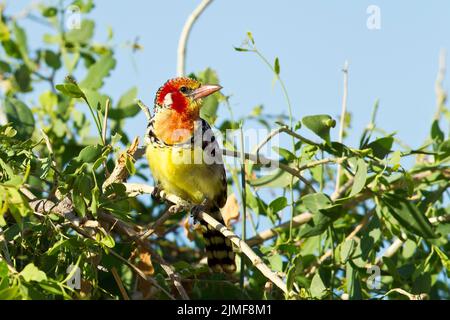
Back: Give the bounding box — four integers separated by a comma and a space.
152, 77, 222, 144
154, 77, 222, 115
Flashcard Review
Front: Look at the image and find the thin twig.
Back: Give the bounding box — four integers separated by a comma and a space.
177, 0, 213, 76
384, 288, 428, 300
102, 99, 110, 145
222, 149, 316, 192
254, 126, 320, 155
97, 211, 190, 300
334, 61, 349, 196
146, 246, 190, 300
297, 157, 347, 172
137, 99, 152, 122
246, 212, 313, 247
434, 49, 447, 120
138, 207, 176, 240
111, 267, 130, 300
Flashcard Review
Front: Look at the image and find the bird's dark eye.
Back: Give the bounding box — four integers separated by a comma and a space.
179, 86, 188, 93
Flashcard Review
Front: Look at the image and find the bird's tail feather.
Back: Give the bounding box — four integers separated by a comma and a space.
199, 207, 236, 273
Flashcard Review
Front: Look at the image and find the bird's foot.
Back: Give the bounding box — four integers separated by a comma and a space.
191, 200, 209, 224
151, 186, 166, 202
168, 201, 190, 214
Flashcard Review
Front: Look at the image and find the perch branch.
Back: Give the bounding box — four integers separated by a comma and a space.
118, 183, 292, 296
198, 211, 291, 296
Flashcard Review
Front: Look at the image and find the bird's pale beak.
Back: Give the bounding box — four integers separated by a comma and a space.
191, 84, 222, 100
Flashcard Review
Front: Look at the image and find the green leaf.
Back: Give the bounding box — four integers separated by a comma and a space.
42, 6, 58, 17
0, 17, 10, 41
72, 0, 95, 13
234, 47, 249, 52
65, 19, 95, 44
109, 87, 139, 119
80, 53, 116, 90
83, 89, 109, 112
13, 22, 29, 62
389, 150, 402, 171
43, 50, 61, 69
0, 260, 8, 278
197, 68, 220, 124
438, 139, 450, 160
56, 83, 84, 98
382, 194, 437, 239
301, 193, 333, 213
19, 263, 47, 282
125, 154, 136, 176
1, 40, 21, 59
346, 262, 362, 299
0, 287, 20, 300
286, 255, 302, 291
367, 136, 393, 159
433, 246, 450, 272
431, 120, 444, 145
302, 114, 336, 145
268, 196, 288, 213
272, 146, 296, 161
0, 60, 11, 74
247, 31, 255, 44
117, 87, 138, 108
310, 273, 327, 298
39, 91, 58, 110
76, 144, 103, 163
349, 158, 367, 197
299, 194, 341, 238
14, 64, 31, 92
4, 97, 35, 140
340, 239, 356, 264
100, 234, 115, 248
274, 57, 280, 75
249, 168, 297, 188
268, 254, 283, 272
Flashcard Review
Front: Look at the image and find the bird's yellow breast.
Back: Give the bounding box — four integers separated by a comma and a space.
146, 144, 225, 205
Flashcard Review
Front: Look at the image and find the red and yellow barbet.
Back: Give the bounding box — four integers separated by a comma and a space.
146, 77, 236, 273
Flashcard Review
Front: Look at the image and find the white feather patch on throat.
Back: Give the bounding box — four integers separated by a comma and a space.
163, 93, 173, 107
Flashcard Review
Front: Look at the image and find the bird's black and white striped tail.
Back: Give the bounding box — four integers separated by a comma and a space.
198, 208, 236, 273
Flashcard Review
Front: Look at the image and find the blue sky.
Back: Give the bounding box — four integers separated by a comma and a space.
5, 0, 450, 153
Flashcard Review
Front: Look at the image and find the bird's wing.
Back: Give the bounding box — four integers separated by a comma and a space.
197, 118, 228, 208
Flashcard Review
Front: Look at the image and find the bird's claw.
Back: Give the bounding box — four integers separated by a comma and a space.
168, 202, 189, 214
190, 204, 207, 224
151, 187, 166, 202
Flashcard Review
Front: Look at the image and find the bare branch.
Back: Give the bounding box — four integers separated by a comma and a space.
102, 137, 140, 191
111, 267, 130, 300
434, 49, 447, 120
198, 211, 292, 296
177, 0, 213, 76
